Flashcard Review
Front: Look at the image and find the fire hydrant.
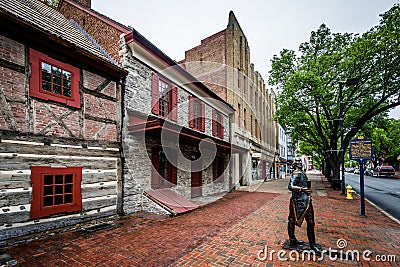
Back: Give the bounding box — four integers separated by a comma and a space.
346, 185, 355, 200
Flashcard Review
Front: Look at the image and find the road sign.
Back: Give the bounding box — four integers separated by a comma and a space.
349, 136, 373, 217
349, 137, 373, 160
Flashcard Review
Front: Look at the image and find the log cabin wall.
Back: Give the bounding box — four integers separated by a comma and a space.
0, 33, 123, 241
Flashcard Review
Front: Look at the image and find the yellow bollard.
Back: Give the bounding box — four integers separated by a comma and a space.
346, 184, 355, 200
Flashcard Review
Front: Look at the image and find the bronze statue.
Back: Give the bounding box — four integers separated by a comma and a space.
287, 159, 322, 255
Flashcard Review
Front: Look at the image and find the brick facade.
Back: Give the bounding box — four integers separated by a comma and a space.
182, 11, 278, 186
59, 0, 128, 63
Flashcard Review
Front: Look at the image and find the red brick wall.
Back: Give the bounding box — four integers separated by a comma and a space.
0, 35, 25, 65
0, 34, 118, 142
59, 1, 124, 63
73, 0, 91, 8
0, 35, 26, 131
183, 30, 227, 101
33, 101, 80, 137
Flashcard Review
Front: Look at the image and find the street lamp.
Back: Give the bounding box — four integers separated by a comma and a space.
339, 77, 360, 195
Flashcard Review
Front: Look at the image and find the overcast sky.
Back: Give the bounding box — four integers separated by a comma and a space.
92, 0, 399, 118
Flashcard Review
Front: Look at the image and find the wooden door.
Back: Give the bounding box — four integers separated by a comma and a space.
191, 155, 202, 198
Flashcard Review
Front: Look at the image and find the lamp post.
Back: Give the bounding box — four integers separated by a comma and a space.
339, 78, 360, 195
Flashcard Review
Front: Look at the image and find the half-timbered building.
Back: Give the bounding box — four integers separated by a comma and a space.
0, 0, 126, 240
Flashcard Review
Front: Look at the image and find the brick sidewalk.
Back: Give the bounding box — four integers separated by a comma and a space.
3, 191, 277, 267
171, 174, 400, 266
3, 174, 400, 266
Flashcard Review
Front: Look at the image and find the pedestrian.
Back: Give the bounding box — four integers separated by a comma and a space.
287, 158, 322, 255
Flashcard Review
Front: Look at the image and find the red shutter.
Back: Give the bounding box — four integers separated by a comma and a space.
220, 114, 224, 138
170, 85, 178, 121
212, 109, 216, 136
151, 148, 159, 189
189, 95, 194, 128
151, 73, 159, 115
201, 101, 205, 132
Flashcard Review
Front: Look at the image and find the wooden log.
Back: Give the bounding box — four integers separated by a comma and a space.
82, 195, 117, 211
0, 141, 119, 157
0, 172, 31, 189
0, 154, 117, 171
0, 130, 120, 148
0, 189, 31, 207
82, 182, 117, 199
0, 210, 30, 224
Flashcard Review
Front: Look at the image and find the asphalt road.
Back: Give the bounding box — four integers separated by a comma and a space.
345, 172, 400, 221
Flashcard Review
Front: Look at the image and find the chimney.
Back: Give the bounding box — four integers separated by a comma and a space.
74, 0, 91, 8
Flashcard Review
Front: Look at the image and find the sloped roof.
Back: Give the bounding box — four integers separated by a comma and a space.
0, 0, 116, 66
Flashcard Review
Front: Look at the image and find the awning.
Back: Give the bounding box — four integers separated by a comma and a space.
144, 188, 200, 215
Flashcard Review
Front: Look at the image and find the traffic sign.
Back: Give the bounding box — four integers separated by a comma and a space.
349, 136, 373, 160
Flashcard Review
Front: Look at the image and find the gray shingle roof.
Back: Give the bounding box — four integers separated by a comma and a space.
0, 0, 115, 65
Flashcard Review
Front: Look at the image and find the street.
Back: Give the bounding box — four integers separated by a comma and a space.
345, 172, 400, 221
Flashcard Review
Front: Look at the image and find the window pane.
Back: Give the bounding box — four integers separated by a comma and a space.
44, 196, 53, 207
52, 66, 61, 77
63, 87, 71, 97
65, 174, 73, 184
53, 76, 61, 86
41, 62, 51, 73
55, 175, 63, 184
55, 185, 63, 194
44, 186, 53, 196
54, 85, 61, 95
44, 175, 53, 185
55, 195, 63, 205
42, 71, 51, 82
63, 71, 71, 80
42, 81, 51, 92
65, 194, 73, 203
65, 184, 73, 193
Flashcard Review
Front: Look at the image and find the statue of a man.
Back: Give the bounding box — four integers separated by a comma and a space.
287, 159, 322, 255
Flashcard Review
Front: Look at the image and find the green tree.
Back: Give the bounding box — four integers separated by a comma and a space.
41, 0, 59, 8
360, 118, 400, 168
269, 5, 400, 181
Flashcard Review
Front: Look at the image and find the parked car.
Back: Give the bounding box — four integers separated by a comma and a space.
364, 168, 373, 176
373, 165, 396, 177
345, 167, 355, 173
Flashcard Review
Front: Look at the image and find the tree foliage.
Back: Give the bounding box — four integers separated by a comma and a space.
269, 4, 400, 179
41, 0, 59, 8
360, 117, 400, 168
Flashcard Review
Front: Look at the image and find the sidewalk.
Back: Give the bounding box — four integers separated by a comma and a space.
2, 172, 400, 266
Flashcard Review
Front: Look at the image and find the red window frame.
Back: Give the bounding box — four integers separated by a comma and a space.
29, 49, 80, 108
213, 156, 224, 182
151, 73, 178, 121
151, 147, 177, 189
189, 96, 205, 132
212, 109, 224, 139
30, 166, 82, 219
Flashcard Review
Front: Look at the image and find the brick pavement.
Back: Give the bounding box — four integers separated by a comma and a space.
171, 173, 400, 267
3, 173, 400, 266
3, 191, 277, 267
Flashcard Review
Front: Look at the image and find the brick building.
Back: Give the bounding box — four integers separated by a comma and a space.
181, 11, 278, 186
0, 0, 126, 240
59, 0, 235, 215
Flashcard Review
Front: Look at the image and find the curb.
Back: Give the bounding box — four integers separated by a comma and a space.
355, 191, 400, 225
